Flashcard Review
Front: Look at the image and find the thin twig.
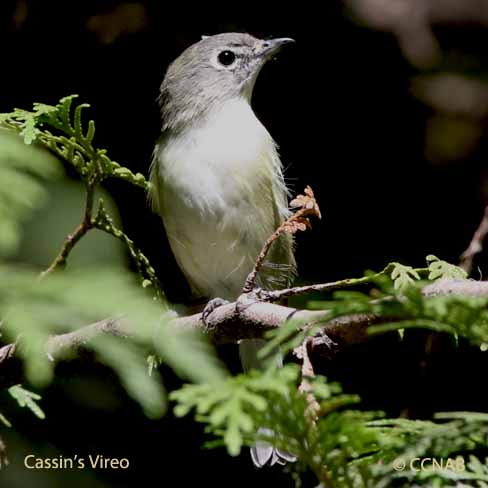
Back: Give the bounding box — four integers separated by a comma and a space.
295, 336, 332, 487
460, 205, 488, 274
295, 336, 320, 422
39, 184, 95, 279
38, 185, 163, 305
257, 265, 397, 302
92, 199, 165, 301
243, 186, 321, 293
242, 224, 290, 293
256, 265, 432, 302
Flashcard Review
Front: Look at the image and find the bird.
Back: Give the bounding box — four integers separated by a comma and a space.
149, 32, 296, 466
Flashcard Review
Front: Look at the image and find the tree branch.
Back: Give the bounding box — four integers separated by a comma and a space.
422, 278, 488, 297
460, 205, 488, 274
1, 278, 487, 388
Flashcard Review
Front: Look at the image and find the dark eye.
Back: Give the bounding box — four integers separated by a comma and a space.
218, 50, 236, 66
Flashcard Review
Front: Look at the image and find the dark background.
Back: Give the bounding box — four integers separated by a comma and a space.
1, 1, 488, 486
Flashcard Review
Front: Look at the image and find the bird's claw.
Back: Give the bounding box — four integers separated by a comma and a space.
202, 298, 230, 328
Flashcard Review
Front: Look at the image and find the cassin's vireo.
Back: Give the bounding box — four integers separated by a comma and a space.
149, 32, 296, 467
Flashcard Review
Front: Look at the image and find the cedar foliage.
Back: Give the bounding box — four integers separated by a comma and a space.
1, 97, 488, 487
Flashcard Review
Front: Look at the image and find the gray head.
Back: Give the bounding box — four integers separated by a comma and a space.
159, 33, 294, 131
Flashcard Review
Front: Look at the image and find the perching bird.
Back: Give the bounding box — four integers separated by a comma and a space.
149, 32, 296, 466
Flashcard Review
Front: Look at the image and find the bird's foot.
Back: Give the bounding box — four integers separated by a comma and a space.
201, 298, 230, 328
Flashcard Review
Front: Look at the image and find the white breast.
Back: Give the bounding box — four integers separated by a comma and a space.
153, 98, 288, 299
160, 100, 274, 210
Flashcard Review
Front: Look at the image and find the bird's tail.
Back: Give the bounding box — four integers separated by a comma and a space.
238, 339, 296, 467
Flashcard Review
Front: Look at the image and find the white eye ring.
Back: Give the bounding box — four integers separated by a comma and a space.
210, 49, 238, 70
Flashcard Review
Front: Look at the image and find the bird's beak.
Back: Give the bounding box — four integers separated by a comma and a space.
257, 37, 295, 59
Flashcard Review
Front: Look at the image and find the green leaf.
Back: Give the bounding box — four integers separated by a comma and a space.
426, 255, 468, 280
8, 385, 45, 420
0, 95, 149, 189
0, 266, 226, 417
390, 262, 421, 292
171, 365, 300, 456
0, 130, 61, 256
0, 412, 11, 428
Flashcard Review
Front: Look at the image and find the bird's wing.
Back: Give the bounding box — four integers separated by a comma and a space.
148, 134, 167, 216
258, 142, 296, 291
